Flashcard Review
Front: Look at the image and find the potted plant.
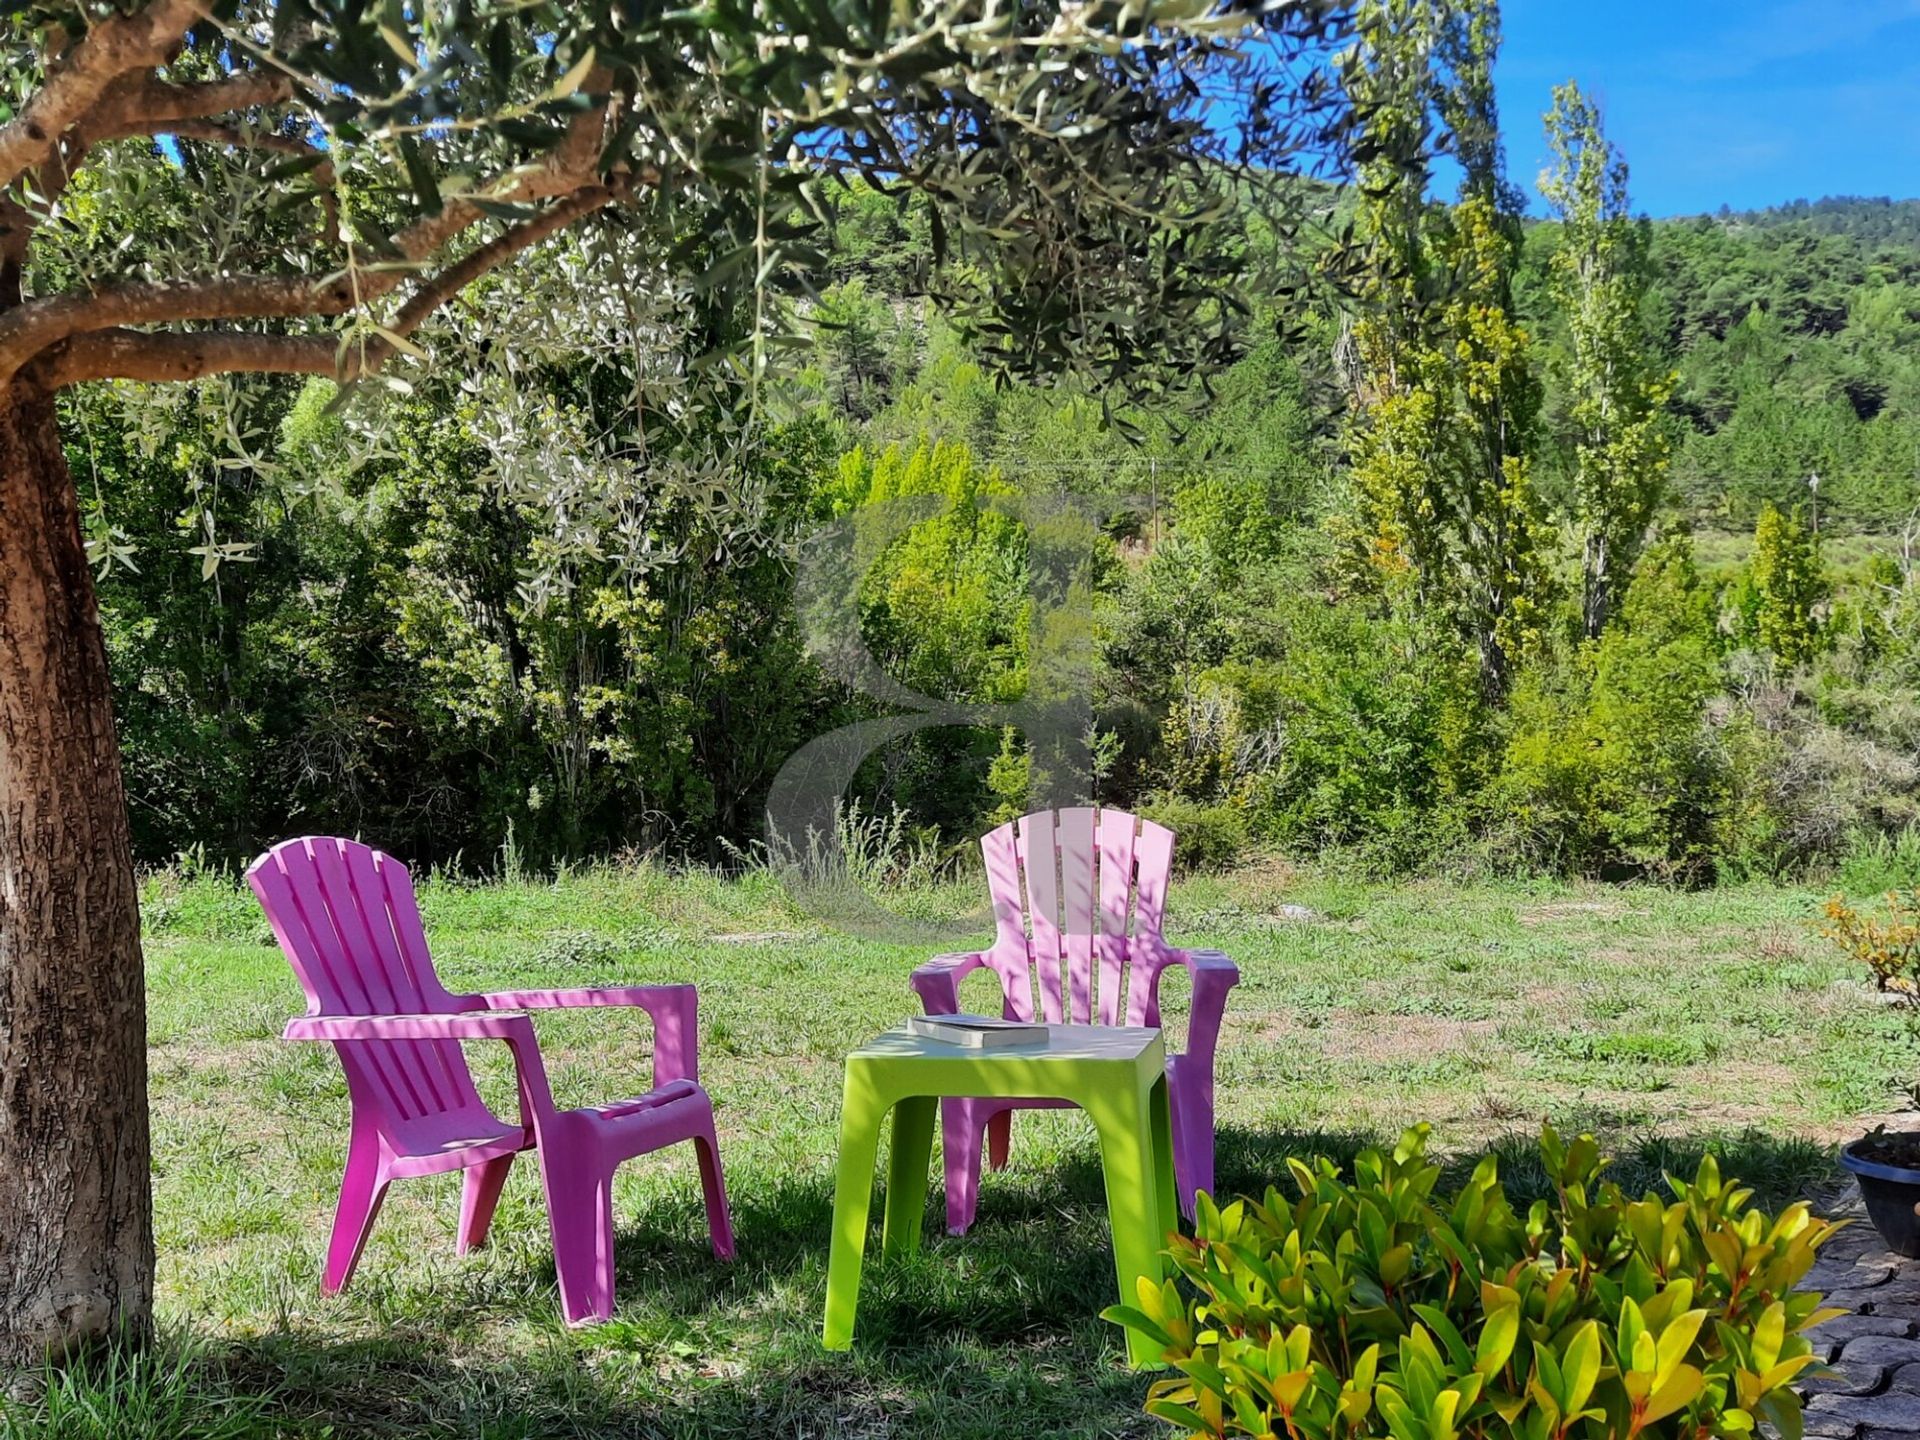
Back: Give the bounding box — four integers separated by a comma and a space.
1826, 887, 1920, 1256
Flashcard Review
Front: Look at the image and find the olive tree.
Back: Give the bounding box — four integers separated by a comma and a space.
0, 0, 1349, 1365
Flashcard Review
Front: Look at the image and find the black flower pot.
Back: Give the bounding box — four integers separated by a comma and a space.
1841, 1139, 1920, 1258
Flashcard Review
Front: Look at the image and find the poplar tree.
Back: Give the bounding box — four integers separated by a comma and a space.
1751, 502, 1828, 671
1540, 81, 1673, 640
1340, 0, 1548, 703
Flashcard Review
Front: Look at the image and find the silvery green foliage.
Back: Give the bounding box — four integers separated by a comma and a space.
16, 0, 1355, 593
373, 224, 786, 608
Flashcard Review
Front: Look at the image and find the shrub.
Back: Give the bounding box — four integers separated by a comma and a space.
1141, 798, 1252, 873
1108, 1125, 1838, 1440
1239, 604, 1489, 869
1711, 692, 1920, 878
1823, 887, 1920, 1000
1494, 539, 1724, 877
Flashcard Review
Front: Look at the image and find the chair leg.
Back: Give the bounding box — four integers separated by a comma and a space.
941, 1097, 986, 1236
694, 1125, 735, 1260
323, 1128, 389, 1295
1168, 1075, 1214, 1220
457, 1153, 515, 1256
546, 1159, 617, 1326
986, 1109, 1013, 1171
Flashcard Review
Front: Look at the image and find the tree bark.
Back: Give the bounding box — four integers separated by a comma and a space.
1583, 530, 1611, 642
0, 377, 153, 1368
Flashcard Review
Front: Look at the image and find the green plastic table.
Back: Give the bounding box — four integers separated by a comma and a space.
821, 1023, 1177, 1366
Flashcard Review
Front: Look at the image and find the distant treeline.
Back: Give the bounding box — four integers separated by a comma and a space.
70, 142, 1920, 879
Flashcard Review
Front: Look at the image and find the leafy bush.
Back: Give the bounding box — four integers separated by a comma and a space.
1140, 798, 1252, 873
1494, 539, 1724, 877
1238, 604, 1488, 871
1108, 1125, 1838, 1440
1712, 692, 1920, 879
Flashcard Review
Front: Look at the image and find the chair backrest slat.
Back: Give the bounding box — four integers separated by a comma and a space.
980, 823, 1036, 1021
978, 808, 1176, 1032
1019, 812, 1065, 1023
249, 837, 493, 1147
1128, 818, 1176, 1025
1094, 809, 1137, 1025
1058, 806, 1096, 1024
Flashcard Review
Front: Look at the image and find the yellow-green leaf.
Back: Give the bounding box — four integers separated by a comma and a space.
1641, 1363, 1704, 1425
1477, 1305, 1520, 1378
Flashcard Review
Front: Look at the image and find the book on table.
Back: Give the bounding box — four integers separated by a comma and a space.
906, 1013, 1049, 1049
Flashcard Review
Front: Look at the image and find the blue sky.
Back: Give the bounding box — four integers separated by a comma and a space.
1497, 0, 1920, 217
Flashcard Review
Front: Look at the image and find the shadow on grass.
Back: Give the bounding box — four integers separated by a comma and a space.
18, 1123, 1851, 1439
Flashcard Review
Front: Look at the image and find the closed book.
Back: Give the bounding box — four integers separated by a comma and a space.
907, 1014, 1048, 1049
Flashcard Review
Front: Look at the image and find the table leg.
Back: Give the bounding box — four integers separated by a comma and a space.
1149, 1075, 1177, 1245
882, 1095, 936, 1258
823, 1066, 888, 1351
1088, 1082, 1170, 1368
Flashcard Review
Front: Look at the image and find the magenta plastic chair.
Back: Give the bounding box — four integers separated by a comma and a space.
246, 836, 733, 1325
910, 807, 1238, 1232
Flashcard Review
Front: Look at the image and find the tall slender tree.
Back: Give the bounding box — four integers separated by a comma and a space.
1539, 81, 1672, 640
1340, 0, 1548, 703
0, 0, 1352, 1366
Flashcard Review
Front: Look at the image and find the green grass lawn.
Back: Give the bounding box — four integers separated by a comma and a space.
48, 862, 1916, 1437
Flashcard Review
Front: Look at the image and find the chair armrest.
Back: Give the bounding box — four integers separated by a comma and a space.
285, 1011, 534, 1043
910, 952, 985, 1016
1171, 948, 1240, 982
463, 985, 701, 1085
284, 1010, 558, 1122
1166, 948, 1239, 1060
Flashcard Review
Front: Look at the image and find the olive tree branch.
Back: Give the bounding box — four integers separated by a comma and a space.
0, 0, 209, 190
24, 178, 625, 391
35, 327, 339, 387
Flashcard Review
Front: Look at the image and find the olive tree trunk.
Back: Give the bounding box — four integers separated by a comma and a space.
0, 377, 154, 1369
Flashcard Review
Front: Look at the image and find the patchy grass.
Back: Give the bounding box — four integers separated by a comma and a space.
25, 864, 1909, 1436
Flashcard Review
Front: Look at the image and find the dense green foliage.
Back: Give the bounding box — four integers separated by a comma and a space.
67, 8, 1920, 882
1109, 1126, 1838, 1440
1630, 208, 1920, 524
80, 373, 847, 865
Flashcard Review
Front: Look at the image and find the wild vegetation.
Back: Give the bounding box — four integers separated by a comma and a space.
50, 16, 1916, 888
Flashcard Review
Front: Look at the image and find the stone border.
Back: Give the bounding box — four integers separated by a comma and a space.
1803, 1189, 1920, 1438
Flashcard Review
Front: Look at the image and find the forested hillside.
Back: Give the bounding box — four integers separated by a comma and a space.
62, 25, 1920, 884
1634, 199, 1920, 522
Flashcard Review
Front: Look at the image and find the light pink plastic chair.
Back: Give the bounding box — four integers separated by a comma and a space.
247, 836, 733, 1325
910, 807, 1238, 1232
